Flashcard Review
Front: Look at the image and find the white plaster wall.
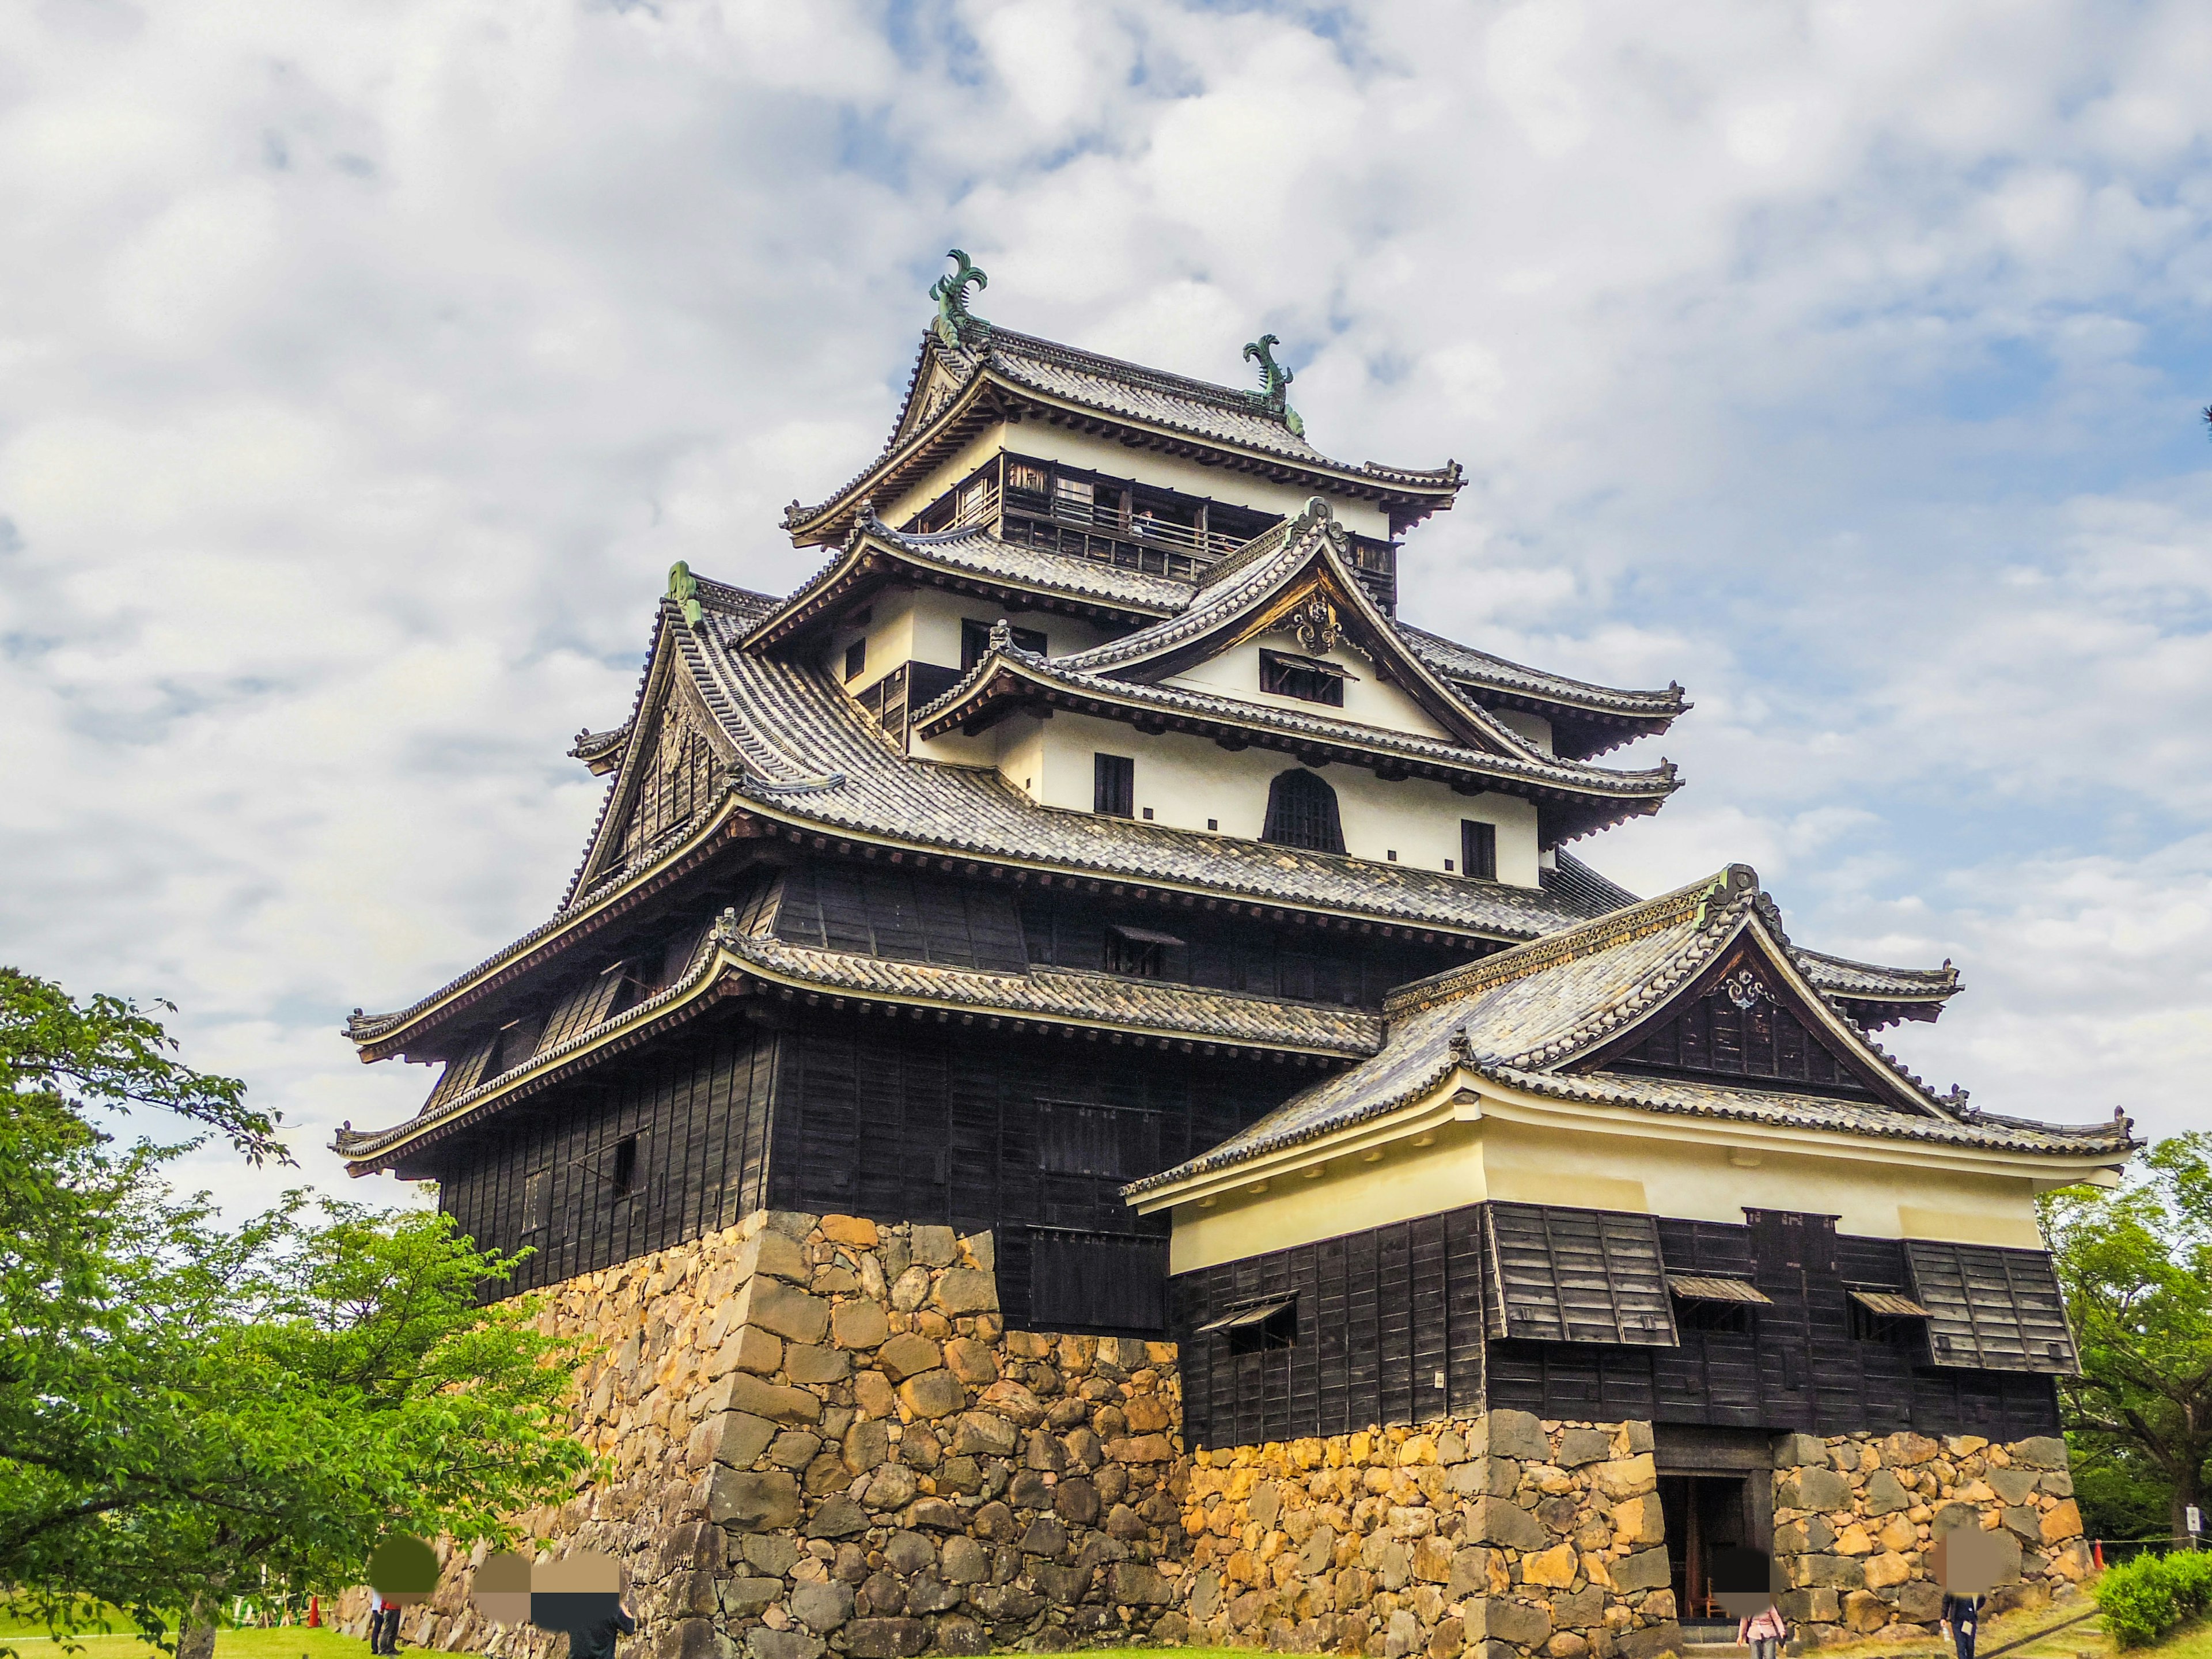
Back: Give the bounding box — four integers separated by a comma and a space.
1494, 709, 1555, 755
1164, 1109, 2051, 1272
1165, 637, 1452, 741
881, 424, 1393, 541
985, 709, 1538, 883
828, 584, 1120, 702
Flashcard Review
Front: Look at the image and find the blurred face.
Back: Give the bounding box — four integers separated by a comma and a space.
1712, 1547, 1777, 1618
1931, 1528, 2002, 1595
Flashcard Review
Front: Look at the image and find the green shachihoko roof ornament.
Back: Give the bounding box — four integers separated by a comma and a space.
1243, 333, 1305, 438
666, 560, 702, 627
929, 249, 990, 349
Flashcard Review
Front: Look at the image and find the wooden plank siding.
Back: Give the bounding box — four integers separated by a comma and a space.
1014, 888, 1474, 1010
1175, 1202, 2062, 1452
1903, 1240, 2081, 1375
1172, 1207, 1487, 1450
436, 1014, 778, 1299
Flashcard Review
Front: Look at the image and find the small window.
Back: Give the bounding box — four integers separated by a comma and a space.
1259, 649, 1346, 707
521, 1169, 552, 1235
1105, 924, 1181, 979
1094, 753, 1135, 818
1007, 462, 1048, 496
611, 1134, 639, 1199
1262, 768, 1344, 854
843, 639, 866, 681
1199, 1297, 1298, 1355
1461, 820, 1498, 881
961, 618, 1047, 671
1054, 476, 1094, 516
1676, 1300, 1754, 1336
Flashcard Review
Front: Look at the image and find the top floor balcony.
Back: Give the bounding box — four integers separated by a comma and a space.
904, 451, 1399, 612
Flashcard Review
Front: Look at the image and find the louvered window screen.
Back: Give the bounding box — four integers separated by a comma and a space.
426, 1033, 498, 1110
1483, 1201, 1679, 1347
1262, 769, 1346, 854
1902, 1240, 2080, 1374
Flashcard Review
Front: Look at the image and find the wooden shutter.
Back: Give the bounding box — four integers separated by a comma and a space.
1483, 1201, 1679, 1347
1903, 1240, 2079, 1374
1024, 1229, 1168, 1338
426, 1033, 497, 1110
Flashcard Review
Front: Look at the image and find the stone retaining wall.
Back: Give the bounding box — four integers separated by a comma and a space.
342, 1211, 1190, 1658
1181, 1412, 1679, 1659
1771, 1430, 2088, 1645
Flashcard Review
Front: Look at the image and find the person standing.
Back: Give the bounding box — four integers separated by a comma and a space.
566, 1582, 634, 1659
1941, 1588, 1985, 1659
1737, 1600, 1788, 1659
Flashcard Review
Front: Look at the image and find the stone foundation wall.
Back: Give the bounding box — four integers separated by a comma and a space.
1181, 1412, 1678, 1659
1771, 1430, 2088, 1646
340, 1211, 1190, 1659
337, 1214, 2088, 1659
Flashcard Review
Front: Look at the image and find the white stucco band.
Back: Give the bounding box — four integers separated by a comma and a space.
1142, 1073, 2122, 1274
921, 706, 1541, 885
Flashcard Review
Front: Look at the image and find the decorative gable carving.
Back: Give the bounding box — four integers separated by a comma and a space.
612, 691, 722, 869
1584, 939, 1882, 1099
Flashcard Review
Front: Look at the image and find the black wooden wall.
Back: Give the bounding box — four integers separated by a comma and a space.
436, 1013, 778, 1297
1172, 1209, 1490, 1451
1172, 1201, 2061, 1450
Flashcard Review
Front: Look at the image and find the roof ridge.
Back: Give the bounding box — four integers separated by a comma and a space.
1384, 866, 1749, 1017
987, 327, 1291, 421
1394, 619, 1688, 715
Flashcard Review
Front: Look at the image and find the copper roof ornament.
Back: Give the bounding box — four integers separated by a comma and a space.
1243, 333, 1305, 438
666, 560, 702, 627
928, 249, 990, 349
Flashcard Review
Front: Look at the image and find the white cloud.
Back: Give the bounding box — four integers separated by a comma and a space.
6, 0, 2212, 1223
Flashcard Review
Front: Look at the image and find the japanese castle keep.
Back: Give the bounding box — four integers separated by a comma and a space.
337, 259, 2132, 1659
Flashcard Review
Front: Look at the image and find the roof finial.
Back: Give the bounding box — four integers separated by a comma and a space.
1449, 1027, 1474, 1065
988, 616, 1013, 652
1243, 334, 1305, 438
666, 560, 702, 627
930, 250, 990, 349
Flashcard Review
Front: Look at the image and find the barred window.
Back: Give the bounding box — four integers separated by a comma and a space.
1262, 768, 1344, 854
1094, 753, 1135, 818
1260, 649, 1346, 707
962, 618, 1047, 670
843, 638, 866, 681
1462, 820, 1498, 880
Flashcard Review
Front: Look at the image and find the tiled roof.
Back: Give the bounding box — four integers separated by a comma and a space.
1396, 622, 1687, 721
786, 326, 1463, 538
1125, 869, 2133, 1194
336, 918, 1383, 1172
1794, 947, 1960, 1002
914, 645, 1680, 805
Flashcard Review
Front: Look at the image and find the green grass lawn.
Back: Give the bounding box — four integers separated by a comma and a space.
0, 1628, 380, 1659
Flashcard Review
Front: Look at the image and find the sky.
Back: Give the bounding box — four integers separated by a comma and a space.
4, 0, 2209, 1216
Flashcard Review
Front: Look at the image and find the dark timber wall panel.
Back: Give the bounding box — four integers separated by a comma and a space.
435, 1014, 778, 1298
1171, 1205, 1487, 1450
768, 1015, 1293, 1338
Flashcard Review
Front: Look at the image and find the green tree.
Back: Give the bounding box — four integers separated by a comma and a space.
2042, 1131, 2212, 1541
0, 968, 600, 1657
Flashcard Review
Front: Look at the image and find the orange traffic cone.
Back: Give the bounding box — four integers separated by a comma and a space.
308, 1597, 321, 1628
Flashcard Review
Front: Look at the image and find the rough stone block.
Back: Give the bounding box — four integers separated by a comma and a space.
2002, 1505, 2043, 1542
1593, 1453, 1658, 1501
1863, 1469, 1910, 1516
1987, 1467, 2037, 1505
945, 1410, 1016, 1457
709, 1467, 802, 1532
876, 1332, 942, 1381
2010, 1436, 2069, 1470
1469, 1495, 1548, 1550
841, 1419, 890, 1475
904, 1497, 963, 1532
1842, 1590, 1891, 1634
713, 1324, 785, 1380
844, 1619, 927, 1658
1612, 1624, 1685, 1659
831, 1300, 890, 1350
859, 1464, 918, 1511
1779, 1588, 1839, 1625
1020, 1516, 1069, 1556
732, 1276, 831, 1346
1896, 1581, 1944, 1622
1612, 1495, 1665, 1544
1783, 1466, 1851, 1512
907, 1573, 959, 1615
1863, 1551, 1911, 1589
910, 1225, 959, 1267
1451, 1457, 1521, 1499
1551, 1587, 1605, 1631
1471, 1598, 1553, 1649
2041, 1498, 2083, 1543
745, 1631, 824, 1659
1880, 1431, 1940, 1467
739, 1228, 814, 1285
897, 1369, 967, 1421
769, 1429, 823, 1471
706, 1410, 779, 1469
1774, 1433, 1831, 1469
977, 1379, 1046, 1427
1793, 1555, 1866, 1591
787, 1343, 850, 1385
725, 1373, 821, 1426
743, 1533, 801, 1576
820, 1214, 879, 1247
1523, 1542, 1579, 1588
791, 1580, 855, 1633
943, 1337, 998, 1384
933, 1267, 999, 1315
1557, 1428, 1612, 1468
1108, 1562, 1177, 1605
719, 1578, 783, 1616
1619, 1421, 1657, 1455
1479, 1410, 1550, 1463
1612, 1546, 1672, 1592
